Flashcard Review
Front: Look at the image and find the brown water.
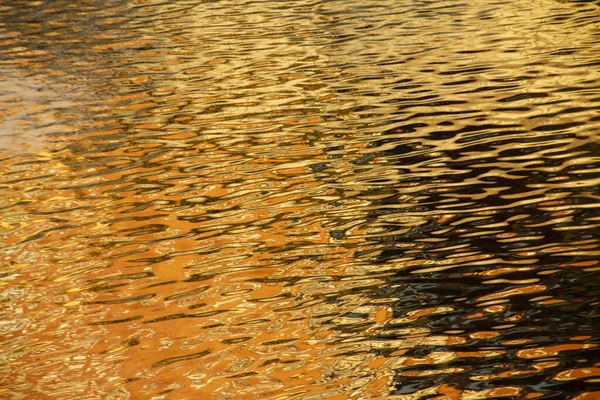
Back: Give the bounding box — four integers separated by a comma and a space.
1, 0, 600, 399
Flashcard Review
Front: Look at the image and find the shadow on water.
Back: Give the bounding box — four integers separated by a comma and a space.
314, 0, 600, 398
1, 0, 600, 399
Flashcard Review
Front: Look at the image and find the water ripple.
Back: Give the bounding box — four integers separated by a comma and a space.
1, 0, 600, 399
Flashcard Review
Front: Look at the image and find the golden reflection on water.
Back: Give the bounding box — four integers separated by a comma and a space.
2, 0, 600, 399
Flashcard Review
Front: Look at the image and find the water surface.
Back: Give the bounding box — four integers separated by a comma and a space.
1, 0, 600, 399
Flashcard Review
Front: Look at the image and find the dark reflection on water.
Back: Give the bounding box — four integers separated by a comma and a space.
1, 0, 600, 399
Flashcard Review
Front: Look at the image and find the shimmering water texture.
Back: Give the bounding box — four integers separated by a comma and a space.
1, 0, 600, 399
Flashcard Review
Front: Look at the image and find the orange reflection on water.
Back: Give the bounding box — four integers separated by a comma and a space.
517, 344, 597, 360
3, 0, 600, 398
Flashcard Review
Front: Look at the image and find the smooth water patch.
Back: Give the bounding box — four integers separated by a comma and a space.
0, 71, 85, 154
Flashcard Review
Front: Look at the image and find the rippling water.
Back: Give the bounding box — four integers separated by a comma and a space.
2, 0, 600, 399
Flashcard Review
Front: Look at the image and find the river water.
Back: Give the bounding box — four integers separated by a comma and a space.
1, 1, 600, 399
